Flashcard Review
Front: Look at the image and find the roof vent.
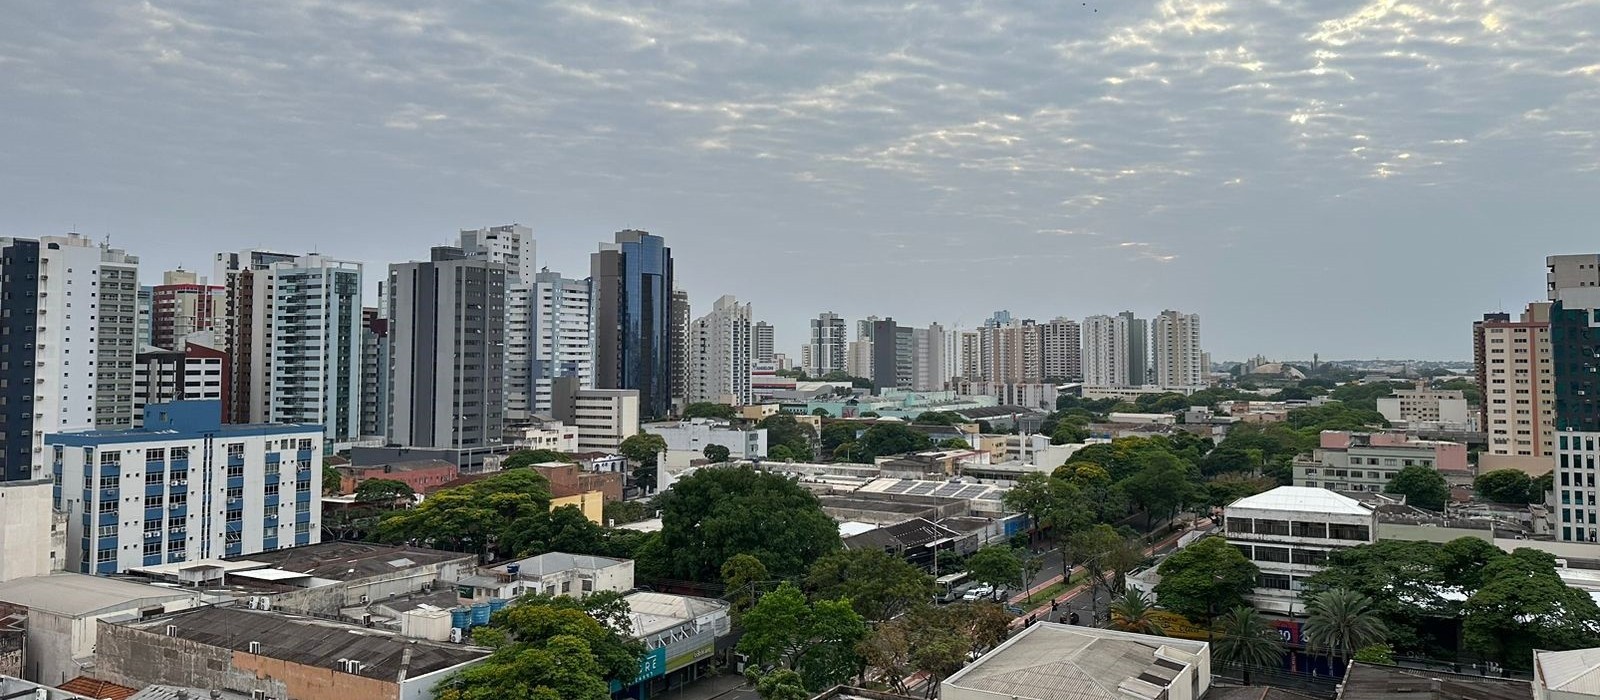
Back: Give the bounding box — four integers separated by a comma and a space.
166, 624, 178, 637
248, 640, 261, 654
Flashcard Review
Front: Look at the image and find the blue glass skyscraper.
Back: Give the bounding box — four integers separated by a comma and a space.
591, 230, 676, 418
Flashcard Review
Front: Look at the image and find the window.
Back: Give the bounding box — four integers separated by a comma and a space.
1254, 546, 1290, 563
226, 509, 242, 523
1254, 519, 1290, 536
97, 548, 116, 562
145, 470, 164, 484
1226, 518, 1252, 534
1257, 573, 1291, 590
264, 482, 280, 496
1233, 544, 1252, 560
1328, 523, 1371, 541
143, 541, 161, 557
227, 464, 244, 479
1292, 549, 1328, 566
171, 446, 189, 460
145, 448, 165, 462
1291, 522, 1327, 538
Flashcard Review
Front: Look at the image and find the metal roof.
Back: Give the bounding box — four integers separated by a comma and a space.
1538, 648, 1600, 695
223, 542, 471, 581
0, 573, 197, 617
1227, 486, 1373, 516
942, 623, 1207, 700
1339, 662, 1529, 700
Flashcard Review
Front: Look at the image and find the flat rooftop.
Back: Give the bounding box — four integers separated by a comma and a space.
223, 542, 471, 581
1338, 662, 1529, 700
942, 622, 1207, 700
625, 592, 727, 638
0, 573, 196, 617
124, 606, 488, 680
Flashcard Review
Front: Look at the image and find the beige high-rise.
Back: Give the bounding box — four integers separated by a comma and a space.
1474, 302, 1554, 469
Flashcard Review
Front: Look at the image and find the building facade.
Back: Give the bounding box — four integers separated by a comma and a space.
1475, 304, 1554, 462
1375, 380, 1474, 431
360, 308, 389, 439
552, 376, 640, 453
1224, 487, 1377, 615
131, 341, 227, 429
1039, 317, 1082, 383
1152, 309, 1203, 390
530, 270, 594, 414
456, 225, 537, 422
592, 231, 675, 418
643, 419, 767, 459
241, 255, 364, 446
1548, 254, 1600, 542
387, 247, 507, 453
214, 249, 300, 424
149, 269, 223, 351
753, 321, 774, 364
807, 312, 848, 377
1293, 431, 1468, 494
48, 400, 323, 575
1081, 314, 1125, 388
0, 238, 42, 481
687, 295, 753, 405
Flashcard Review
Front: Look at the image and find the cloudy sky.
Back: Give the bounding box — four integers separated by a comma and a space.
5, 0, 1599, 360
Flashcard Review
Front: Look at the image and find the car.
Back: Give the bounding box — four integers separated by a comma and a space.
963, 584, 994, 601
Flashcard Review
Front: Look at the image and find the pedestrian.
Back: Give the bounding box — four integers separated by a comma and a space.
1069, 611, 1080, 625
1051, 600, 1058, 612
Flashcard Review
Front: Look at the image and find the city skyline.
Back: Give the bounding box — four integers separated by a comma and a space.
7, 1, 1600, 360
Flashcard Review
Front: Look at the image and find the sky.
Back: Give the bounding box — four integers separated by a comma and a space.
4, 0, 1600, 361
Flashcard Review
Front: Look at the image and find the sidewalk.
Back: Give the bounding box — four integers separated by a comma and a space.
1007, 516, 1212, 608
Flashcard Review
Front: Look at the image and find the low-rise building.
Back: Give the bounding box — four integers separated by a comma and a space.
504, 421, 580, 453
1224, 487, 1378, 615
531, 462, 624, 505
622, 592, 730, 698
47, 400, 324, 575
336, 459, 459, 496
552, 377, 640, 453
941, 623, 1211, 700
643, 419, 768, 460
1294, 431, 1470, 494
1377, 380, 1475, 432
95, 606, 490, 700
1343, 661, 1530, 700
0, 480, 66, 582
0, 573, 203, 685
455, 552, 634, 602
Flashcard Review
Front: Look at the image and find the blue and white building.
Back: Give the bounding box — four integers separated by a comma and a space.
47, 400, 323, 575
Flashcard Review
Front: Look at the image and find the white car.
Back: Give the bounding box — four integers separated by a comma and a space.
963, 584, 995, 601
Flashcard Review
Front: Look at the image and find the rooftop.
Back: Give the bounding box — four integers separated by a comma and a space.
1337, 662, 1529, 700
1228, 486, 1373, 517
1536, 647, 1600, 695
46, 401, 322, 445
339, 459, 457, 474
844, 517, 961, 552
489, 552, 629, 577
625, 592, 728, 638
223, 542, 471, 581
59, 677, 137, 700
0, 573, 195, 617
123, 606, 489, 680
942, 623, 1208, 700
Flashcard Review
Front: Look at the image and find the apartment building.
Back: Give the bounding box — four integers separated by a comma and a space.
643, 418, 767, 459
1547, 254, 1600, 542
531, 270, 594, 414
1293, 431, 1468, 494
131, 341, 227, 428
360, 308, 389, 439
592, 231, 676, 418
1376, 379, 1475, 431
149, 269, 223, 351
1474, 304, 1554, 470
1224, 486, 1377, 615
687, 295, 754, 405
456, 225, 536, 422
47, 400, 323, 575
1152, 309, 1203, 390
807, 312, 848, 377
1039, 317, 1082, 383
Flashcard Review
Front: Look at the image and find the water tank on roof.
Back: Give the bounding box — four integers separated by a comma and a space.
507, 563, 521, 576
489, 598, 508, 614
471, 602, 491, 626
451, 607, 471, 630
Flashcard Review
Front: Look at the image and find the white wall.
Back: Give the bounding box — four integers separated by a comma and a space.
0, 482, 58, 582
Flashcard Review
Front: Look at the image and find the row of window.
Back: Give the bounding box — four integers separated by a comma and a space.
1232, 543, 1330, 566
1226, 518, 1371, 541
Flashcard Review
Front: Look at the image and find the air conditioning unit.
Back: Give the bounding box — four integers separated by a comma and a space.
450, 627, 464, 643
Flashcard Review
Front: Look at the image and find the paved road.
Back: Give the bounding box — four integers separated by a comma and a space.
1007, 516, 1214, 628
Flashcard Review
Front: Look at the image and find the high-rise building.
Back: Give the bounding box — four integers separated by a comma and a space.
807, 312, 848, 378
592, 231, 676, 419
135, 285, 153, 350
150, 269, 224, 351
233, 255, 364, 446
1474, 304, 1553, 465
1039, 317, 1082, 383
1546, 254, 1600, 542
670, 288, 691, 413
360, 307, 390, 439
0, 234, 143, 481
846, 339, 874, 380
388, 247, 507, 454
957, 330, 981, 381
456, 225, 536, 421
871, 318, 910, 391
911, 323, 947, 391
1119, 311, 1150, 386
48, 400, 323, 574
1081, 315, 1125, 388
978, 320, 1041, 384
688, 295, 754, 405
1152, 310, 1204, 389
216, 250, 300, 424
753, 321, 775, 365
531, 270, 595, 414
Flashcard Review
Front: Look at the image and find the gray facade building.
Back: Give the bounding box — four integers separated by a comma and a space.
807, 312, 848, 378
1119, 311, 1149, 386
590, 230, 677, 419
387, 247, 507, 454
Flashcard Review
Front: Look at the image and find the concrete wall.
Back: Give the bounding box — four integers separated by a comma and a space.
268, 557, 473, 618
0, 482, 56, 583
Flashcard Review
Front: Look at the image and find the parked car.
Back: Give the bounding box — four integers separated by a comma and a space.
963, 584, 994, 601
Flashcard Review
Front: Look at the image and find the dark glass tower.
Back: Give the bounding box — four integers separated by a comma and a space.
592, 230, 675, 418
0, 238, 40, 481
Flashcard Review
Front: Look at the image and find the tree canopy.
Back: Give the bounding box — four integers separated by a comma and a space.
1474, 469, 1537, 504
353, 478, 414, 505
658, 467, 840, 581
703, 444, 731, 463
1462, 549, 1600, 669
1386, 465, 1449, 511
377, 469, 552, 557
737, 582, 867, 691
682, 402, 738, 420
858, 602, 1010, 696
964, 545, 1022, 591
437, 592, 643, 700
1153, 537, 1258, 621
805, 548, 934, 622
853, 423, 932, 461
761, 414, 817, 461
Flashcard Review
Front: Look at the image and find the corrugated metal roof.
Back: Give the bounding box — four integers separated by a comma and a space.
1539, 648, 1600, 694
1227, 486, 1372, 515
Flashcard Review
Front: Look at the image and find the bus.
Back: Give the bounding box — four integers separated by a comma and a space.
935, 571, 971, 604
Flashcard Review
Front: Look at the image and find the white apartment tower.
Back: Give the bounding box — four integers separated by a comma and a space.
911, 323, 948, 392
1081, 314, 1125, 388
457, 225, 536, 421
1040, 317, 1082, 382
1152, 310, 1204, 390
688, 295, 754, 405
807, 312, 848, 377
531, 269, 595, 414
240, 255, 364, 446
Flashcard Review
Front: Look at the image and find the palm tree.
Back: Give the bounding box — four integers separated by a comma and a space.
1213, 606, 1284, 682
1302, 588, 1387, 665
1109, 589, 1166, 636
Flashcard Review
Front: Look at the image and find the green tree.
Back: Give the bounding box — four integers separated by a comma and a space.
619, 433, 668, 491
1204, 473, 1276, 509
1051, 421, 1089, 445
376, 469, 552, 557
1108, 589, 1165, 635
965, 545, 1023, 592
1385, 465, 1449, 511
703, 444, 732, 463
812, 408, 831, 417
859, 602, 1010, 696
1474, 469, 1535, 504
914, 411, 962, 425
659, 466, 840, 581
502, 449, 572, 469
437, 593, 643, 700
939, 437, 972, 449
1462, 549, 1600, 669
1121, 451, 1197, 527
1304, 539, 1458, 654
805, 549, 934, 622
1069, 524, 1145, 597
1213, 606, 1284, 673
683, 402, 738, 420
722, 553, 769, 620
1303, 588, 1388, 665
737, 583, 867, 691
322, 465, 343, 495
353, 478, 414, 505
761, 414, 817, 460
1153, 537, 1257, 622
753, 669, 810, 700
1353, 644, 1396, 665
856, 423, 932, 459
